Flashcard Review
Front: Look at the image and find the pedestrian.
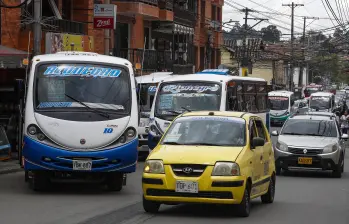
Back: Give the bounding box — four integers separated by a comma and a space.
340, 110, 349, 134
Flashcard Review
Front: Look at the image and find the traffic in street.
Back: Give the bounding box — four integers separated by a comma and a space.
0, 127, 348, 224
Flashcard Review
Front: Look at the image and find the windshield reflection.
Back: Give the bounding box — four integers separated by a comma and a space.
310, 97, 331, 109
268, 97, 289, 110
281, 119, 337, 137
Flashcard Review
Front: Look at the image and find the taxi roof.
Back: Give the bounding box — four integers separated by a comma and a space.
180, 111, 260, 120
161, 74, 266, 83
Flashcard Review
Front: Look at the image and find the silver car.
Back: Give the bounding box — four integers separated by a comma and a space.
271, 113, 347, 178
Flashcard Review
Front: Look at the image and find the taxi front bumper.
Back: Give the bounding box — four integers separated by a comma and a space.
142, 165, 246, 204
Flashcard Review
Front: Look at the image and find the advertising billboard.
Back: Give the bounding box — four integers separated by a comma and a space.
45, 33, 95, 54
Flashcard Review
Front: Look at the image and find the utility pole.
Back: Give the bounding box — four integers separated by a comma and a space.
104, 0, 110, 55
300, 16, 318, 87
282, 2, 303, 91
33, 0, 42, 56
240, 8, 267, 77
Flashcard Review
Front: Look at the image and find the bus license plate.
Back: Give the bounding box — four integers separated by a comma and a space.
73, 160, 92, 171
298, 157, 312, 165
175, 181, 198, 193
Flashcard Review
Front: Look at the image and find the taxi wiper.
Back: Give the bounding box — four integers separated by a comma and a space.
282, 132, 302, 135
185, 143, 218, 146
65, 94, 110, 118
306, 133, 323, 136
181, 107, 192, 112
163, 141, 183, 145
167, 110, 181, 115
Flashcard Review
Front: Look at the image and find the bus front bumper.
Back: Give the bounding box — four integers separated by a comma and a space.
22, 136, 138, 173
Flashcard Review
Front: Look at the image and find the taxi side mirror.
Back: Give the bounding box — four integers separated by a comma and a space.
252, 137, 265, 148
271, 130, 279, 136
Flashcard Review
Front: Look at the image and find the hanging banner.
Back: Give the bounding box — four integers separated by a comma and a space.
45, 33, 95, 54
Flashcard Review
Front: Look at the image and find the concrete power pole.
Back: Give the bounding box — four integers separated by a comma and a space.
282, 2, 303, 91
33, 0, 42, 56
300, 16, 318, 86
104, 0, 110, 55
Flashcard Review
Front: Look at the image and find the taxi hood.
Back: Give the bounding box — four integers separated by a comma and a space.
149, 145, 244, 165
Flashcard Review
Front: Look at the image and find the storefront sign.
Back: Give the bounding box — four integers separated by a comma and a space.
45, 33, 94, 54
93, 4, 117, 29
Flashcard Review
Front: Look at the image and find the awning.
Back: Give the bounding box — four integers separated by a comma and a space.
0, 45, 29, 69
152, 22, 194, 35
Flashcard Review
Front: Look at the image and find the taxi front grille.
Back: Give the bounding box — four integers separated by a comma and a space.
146, 189, 233, 199
171, 164, 207, 177
288, 147, 323, 155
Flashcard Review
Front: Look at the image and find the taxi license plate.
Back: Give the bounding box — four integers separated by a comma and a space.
175, 181, 198, 193
298, 157, 312, 165
73, 160, 92, 171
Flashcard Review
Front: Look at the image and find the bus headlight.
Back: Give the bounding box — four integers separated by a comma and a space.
37, 133, 46, 141
127, 128, 136, 138
27, 125, 37, 135
117, 127, 137, 144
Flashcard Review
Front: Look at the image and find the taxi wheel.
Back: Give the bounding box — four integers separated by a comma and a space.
275, 166, 281, 176
236, 185, 251, 217
143, 196, 160, 213
261, 176, 275, 204
106, 172, 123, 191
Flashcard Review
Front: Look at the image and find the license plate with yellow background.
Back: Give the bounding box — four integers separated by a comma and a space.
298, 157, 312, 165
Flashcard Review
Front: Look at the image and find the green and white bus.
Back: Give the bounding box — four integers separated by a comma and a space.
268, 91, 296, 125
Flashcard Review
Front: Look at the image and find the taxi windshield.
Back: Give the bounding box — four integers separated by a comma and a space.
161, 116, 246, 146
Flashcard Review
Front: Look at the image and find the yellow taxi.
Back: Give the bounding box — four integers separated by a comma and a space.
142, 111, 276, 217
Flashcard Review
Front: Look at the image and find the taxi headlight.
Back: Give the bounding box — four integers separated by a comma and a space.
144, 160, 164, 174
212, 162, 240, 176
276, 141, 288, 151
323, 144, 337, 153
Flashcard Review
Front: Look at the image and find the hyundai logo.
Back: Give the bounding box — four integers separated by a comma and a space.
303, 149, 307, 154
182, 167, 193, 174
80, 139, 86, 145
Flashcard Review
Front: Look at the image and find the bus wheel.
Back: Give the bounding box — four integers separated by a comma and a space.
106, 172, 123, 191
25, 171, 29, 182
30, 171, 50, 191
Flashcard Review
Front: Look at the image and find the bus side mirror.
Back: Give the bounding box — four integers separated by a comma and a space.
152, 135, 162, 143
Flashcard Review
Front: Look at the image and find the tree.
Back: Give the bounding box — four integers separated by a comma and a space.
261, 25, 281, 43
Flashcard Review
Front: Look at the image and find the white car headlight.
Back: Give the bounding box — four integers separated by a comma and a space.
276, 141, 288, 151
212, 162, 240, 176
144, 160, 165, 174
323, 144, 338, 153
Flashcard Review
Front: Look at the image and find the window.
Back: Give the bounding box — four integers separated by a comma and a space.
217, 7, 221, 22
250, 120, 258, 143
211, 5, 216, 21
257, 95, 267, 111
245, 95, 257, 112
255, 119, 267, 141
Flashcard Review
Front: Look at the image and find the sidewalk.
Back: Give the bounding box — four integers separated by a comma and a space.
0, 159, 23, 175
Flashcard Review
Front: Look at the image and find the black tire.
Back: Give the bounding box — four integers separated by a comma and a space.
341, 154, 344, 173
106, 172, 123, 191
275, 166, 281, 176
143, 196, 160, 213
236, 184, 251, 217
30, 171, 50, 191
332, 156, 343, 178
261, 176, 275, 204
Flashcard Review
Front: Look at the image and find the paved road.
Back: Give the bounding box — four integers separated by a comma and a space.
0, 127, 348, 224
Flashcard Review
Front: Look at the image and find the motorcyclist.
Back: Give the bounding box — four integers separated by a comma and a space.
341, 100, 348, 116
340, 110, 349, 134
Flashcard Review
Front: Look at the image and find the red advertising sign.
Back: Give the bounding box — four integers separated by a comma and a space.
93, 4, 117, 29
93, 17, 114, 29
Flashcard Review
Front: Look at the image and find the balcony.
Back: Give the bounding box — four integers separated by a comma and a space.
42, 19, 87, 35
114, 0, 160, 18
116, 49, 173, 72
174, 5, 197, 27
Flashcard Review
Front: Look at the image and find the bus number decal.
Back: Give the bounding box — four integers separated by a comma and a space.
103, 128, 113, 134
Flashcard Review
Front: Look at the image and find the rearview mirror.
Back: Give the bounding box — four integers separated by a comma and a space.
252, 137, 265, 147
271, 130, 279, 136
341, 133, 348, 140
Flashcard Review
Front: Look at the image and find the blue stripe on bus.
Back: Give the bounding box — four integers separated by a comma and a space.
0, 144, 11, 150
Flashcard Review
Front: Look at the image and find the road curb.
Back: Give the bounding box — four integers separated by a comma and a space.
0, 167, 23, 175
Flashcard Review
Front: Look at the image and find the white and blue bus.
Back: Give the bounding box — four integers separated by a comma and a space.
22, 52, 138, 191
148, 73, 270, 150
135, 72, 173, 157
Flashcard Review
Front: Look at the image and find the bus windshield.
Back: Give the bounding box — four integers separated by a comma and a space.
35, 63, 131, 114
310, 96, 331, 109
138, 83, 156, 113
155, 82, 221, 117
269, 96, 289, 110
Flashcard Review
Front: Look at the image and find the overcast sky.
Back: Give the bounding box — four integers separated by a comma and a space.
222, 0, 341, 39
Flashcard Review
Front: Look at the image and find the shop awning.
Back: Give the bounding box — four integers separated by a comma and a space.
0, 45, 29, 69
